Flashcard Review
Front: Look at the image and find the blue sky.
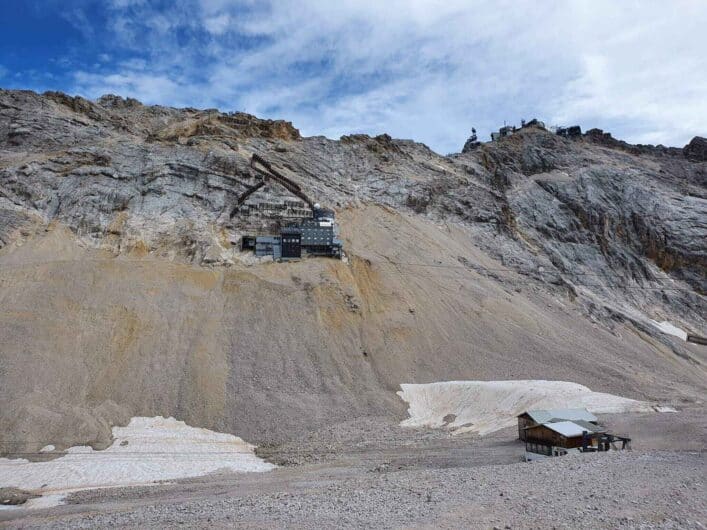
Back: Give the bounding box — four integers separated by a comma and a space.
1, 0, 706, 153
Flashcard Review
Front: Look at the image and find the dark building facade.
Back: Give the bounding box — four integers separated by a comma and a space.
556, 125, 582, 138
281, 227, 302, 259
242, 204, 342, 260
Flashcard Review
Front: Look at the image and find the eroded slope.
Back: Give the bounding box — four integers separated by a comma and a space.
1, 205, 704, 453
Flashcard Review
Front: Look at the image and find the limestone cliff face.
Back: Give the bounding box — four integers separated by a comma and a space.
0, 89, 705, 453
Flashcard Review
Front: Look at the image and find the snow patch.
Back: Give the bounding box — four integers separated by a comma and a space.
22, 494, 66, 510
649, 320, 688, 341
398, 380, 664, 435
0, 416, 275, 509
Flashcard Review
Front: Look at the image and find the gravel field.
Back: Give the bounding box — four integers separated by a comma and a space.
2, 413, 705, 529
2, 451, 704, 529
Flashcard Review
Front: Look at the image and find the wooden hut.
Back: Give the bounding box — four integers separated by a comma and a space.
523, 421, 608, 457
517, 408, 598, 441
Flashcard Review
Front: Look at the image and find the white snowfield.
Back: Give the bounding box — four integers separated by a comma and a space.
0, 416, 275, 509
649, 320, 688, 341
398, 380, 670, 435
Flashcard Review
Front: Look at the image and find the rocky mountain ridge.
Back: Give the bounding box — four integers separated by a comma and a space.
0, 89, 705, 453
2, 90, 703, 329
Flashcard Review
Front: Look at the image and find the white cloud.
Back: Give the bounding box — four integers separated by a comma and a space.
70, 0, 707, 152
203, 13, 232, 35
73, 71, 198, 107
548, 2, 707, 147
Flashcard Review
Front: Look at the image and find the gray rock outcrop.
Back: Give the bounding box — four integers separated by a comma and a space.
1, 88, 705, 336
684, 136, 707, 162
